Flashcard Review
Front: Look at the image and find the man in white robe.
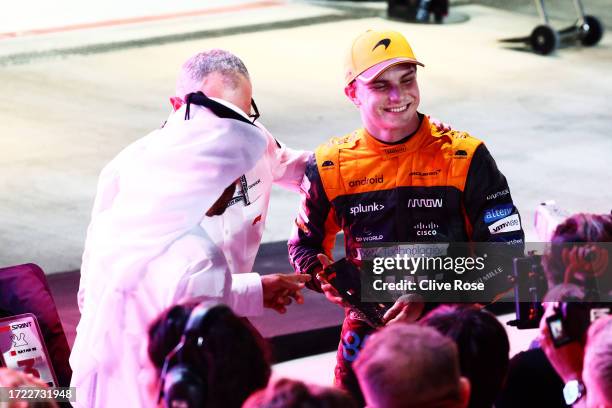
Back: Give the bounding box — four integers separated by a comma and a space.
70, 50, 310, 407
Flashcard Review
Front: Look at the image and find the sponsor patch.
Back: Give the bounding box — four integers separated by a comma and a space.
504, 238, 524, 245
349, 202, 385, 216
348, 174, 384, 188
486, 189, 510, 201
355, 227, 384, 242
382, 146, 406, 155
484, 204, 514, 224
488, 214, 521, 235
414, 222, 439, 236
355, 234, 384, 242
407, 198, 443, 208
409, 169, 441, 177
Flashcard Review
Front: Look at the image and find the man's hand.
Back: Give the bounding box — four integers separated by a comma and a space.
539, 302, 585, 383
383, 294, 425, 325
316, 254, 351, 308
261, 273, 311, 314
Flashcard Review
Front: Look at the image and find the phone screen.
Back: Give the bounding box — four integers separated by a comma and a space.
546, 313, 573, 348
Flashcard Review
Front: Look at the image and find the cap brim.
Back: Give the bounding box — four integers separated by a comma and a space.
357, 57, 425, 83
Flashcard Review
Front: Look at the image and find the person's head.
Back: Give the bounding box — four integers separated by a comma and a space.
176, 49, 253, 115
243, 378, 358, 408
343, 30, 424, 141
543, 213, 612, 296
421, 305, 510, 408
583, 315, 612, 407
353, 323, 470, 408
148, 302, 271, 408
173, 50, 267, 220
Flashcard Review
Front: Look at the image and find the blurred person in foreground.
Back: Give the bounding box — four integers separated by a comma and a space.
421, 304, 510, 408
0, 367, 58, 408
353, 323, 471, 408
497, 213, 612, 408
288, 28, 524, 401
540, 314, 612, 407
148, 302, 270, 408
243, 378, 358, 408
71, 49, 310, 407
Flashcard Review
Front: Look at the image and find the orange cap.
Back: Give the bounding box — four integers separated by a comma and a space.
344, 30, 424, 85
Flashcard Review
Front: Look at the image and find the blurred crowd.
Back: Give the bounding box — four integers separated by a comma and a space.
2, 212, 610, 408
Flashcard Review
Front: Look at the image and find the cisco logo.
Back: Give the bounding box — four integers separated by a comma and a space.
414, 222, 439, 236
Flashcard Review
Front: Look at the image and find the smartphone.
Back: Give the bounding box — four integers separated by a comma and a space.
546, 311, 573, 348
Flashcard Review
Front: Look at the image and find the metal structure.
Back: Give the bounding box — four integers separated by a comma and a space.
388, 0, 449, 24
500, 0, 604, 55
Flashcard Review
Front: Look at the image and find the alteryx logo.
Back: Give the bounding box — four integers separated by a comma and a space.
484, 204, 513, 224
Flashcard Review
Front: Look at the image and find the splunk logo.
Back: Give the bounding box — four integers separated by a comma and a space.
348, 174, 384, 188
407, 198, 443, 208
349, 202, 385, 216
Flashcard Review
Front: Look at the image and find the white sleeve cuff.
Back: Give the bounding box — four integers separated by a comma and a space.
230, 272, 263, 317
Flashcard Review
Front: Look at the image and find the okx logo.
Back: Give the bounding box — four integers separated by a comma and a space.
407, 198, 443, 208
349, 202, 385, 216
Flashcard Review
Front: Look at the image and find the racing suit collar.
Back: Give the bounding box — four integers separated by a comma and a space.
362, 114, 431, 157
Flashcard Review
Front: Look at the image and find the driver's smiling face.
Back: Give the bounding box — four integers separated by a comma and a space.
349, 63, 420, 138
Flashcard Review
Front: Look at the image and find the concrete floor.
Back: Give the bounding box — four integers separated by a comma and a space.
1, 1, 611, 274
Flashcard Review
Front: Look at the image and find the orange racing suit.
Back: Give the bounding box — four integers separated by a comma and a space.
287, 115, 525, 400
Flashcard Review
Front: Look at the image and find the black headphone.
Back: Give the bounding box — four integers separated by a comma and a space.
157, 302, 233, 408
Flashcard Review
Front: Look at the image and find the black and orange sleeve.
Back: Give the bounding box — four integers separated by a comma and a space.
287, 154, 341, 292
463, 144, 525, 244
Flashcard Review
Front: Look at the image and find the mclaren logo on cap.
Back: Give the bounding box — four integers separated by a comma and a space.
372, 38, 391, 51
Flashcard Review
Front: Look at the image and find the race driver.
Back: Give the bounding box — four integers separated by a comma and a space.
287, 29, 525, 401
